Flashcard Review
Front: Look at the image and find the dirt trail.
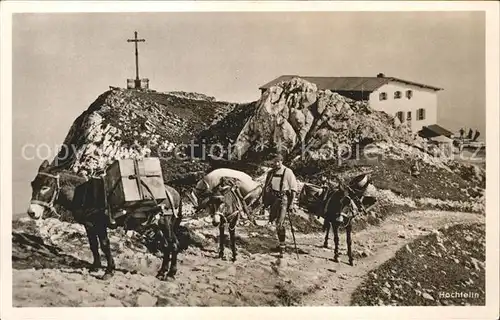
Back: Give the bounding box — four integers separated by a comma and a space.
300, 210, 484, 306
12, 210, 483, 307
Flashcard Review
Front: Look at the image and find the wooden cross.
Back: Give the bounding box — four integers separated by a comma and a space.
127, 31, 146, 81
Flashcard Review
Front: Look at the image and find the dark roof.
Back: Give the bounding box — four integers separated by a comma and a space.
418, 124, 454, 138
259, 75, 443, 92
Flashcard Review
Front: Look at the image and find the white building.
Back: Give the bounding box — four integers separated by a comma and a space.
259, 73, 444, 133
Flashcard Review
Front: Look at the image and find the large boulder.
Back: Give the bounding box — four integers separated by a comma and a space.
231, 77, 414, 161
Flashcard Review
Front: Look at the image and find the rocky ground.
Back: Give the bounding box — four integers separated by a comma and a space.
12, 206, 484, 307
351, 222, 485, 306
15, 79, 487, 307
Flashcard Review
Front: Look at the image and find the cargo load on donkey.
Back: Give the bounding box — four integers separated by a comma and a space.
104, 158, 168, 222
298, 173, 377, 220
298, 183, 326, 217
73, 157, 174, 229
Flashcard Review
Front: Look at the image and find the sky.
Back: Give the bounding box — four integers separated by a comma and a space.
12, 11, 485, 214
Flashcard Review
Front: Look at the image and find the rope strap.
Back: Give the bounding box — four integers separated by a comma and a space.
31, 172, 61, 218
30, 200, 61, 218
161, 188, 177, 217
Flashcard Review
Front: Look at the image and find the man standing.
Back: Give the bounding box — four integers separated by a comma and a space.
473, 129, 480, 142
467, 128, 473, 140
263, 153, 298, 258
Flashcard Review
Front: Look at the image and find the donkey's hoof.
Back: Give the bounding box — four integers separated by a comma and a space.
348, 260, 354, 266
166, 272, 176, 279
231, 255, 237, 262
88, 263, 101, 272
156, 272, 166, 281
100, 270, 114, 281
333, 256, 339, 263
166, 267, 177, 278
322, 243, 329, 249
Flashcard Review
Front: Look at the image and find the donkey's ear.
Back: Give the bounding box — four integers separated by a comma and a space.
39, 160, 50, 172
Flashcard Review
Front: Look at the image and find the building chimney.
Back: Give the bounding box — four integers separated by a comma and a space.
377, 73, 385, 78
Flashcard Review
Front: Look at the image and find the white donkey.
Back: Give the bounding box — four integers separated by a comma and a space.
188, 168, 263, 223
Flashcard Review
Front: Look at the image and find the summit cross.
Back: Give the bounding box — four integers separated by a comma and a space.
127, 31, 146, 81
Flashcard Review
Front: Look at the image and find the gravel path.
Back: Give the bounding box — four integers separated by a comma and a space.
12, 210, 484, 307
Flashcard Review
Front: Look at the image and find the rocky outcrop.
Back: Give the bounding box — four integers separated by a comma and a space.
227, 78, 484, 206
194, 102, 258, 158
51, 88, 235, 178
47, 78, 484, 206
231, 78, 415, 161
165, 91, 216, 102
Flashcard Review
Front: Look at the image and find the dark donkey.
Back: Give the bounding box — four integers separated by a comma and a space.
321, 174, 376, 266
299, 174, 375, 266
27, 160, 183, 281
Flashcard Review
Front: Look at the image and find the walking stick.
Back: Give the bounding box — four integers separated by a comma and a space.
287, 206, 300, 259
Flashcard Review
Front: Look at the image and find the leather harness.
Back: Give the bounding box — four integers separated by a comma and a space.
211, 183, 245, 231
30, 172, 62, 218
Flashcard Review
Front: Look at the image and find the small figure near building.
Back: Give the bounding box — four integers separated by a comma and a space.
467, 128, 474, 140
473, 129, 481, 142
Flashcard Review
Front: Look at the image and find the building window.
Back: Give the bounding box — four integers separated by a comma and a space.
394, 91, 402, 99
406, 90, 413, 99
379, 92, 387, 101
417, 108, 425, 120
407, 111, 412, 121
396, 111, 404, 123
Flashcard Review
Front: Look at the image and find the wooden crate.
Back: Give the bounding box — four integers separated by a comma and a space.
104, 158, 167, 215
